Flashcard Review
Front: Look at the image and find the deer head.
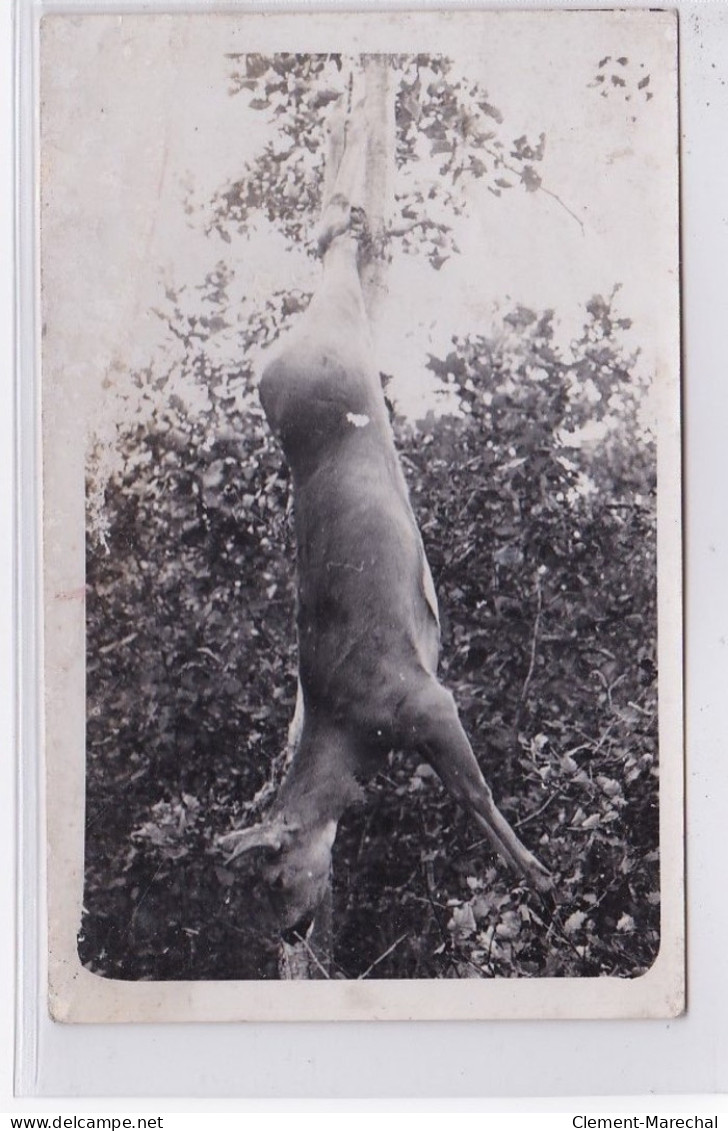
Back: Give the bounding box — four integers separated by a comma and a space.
219, 814, 338, 934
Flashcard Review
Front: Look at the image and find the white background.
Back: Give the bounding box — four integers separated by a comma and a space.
2, 0, 728, 1112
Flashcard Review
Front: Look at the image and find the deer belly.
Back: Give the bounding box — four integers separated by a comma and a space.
294, 478, 439, 709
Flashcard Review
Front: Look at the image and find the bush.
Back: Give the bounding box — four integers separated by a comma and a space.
81, 293, 658, 980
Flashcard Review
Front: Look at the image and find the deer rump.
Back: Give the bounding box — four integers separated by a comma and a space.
221, 227, 552, 939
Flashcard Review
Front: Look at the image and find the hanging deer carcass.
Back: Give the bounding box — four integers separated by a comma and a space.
220, 98, 553, 944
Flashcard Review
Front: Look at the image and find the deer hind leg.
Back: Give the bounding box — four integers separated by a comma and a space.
397, 680, 553, 894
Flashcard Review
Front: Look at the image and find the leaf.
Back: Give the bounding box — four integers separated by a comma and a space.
564, 910, 587, 935
493, 544, 522, 567
495, 910, 521, 941
478, 100, 504, 124
448, 903, 477, 939
471, 895, 491, 922
245, 54, 270, 80
617, 913, 635, 932
596, 775, 622, 798
521, 166, 542, 193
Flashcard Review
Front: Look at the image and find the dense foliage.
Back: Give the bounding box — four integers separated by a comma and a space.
212, 52, 548, 267
81, 288, 658, 981
80, 52, 658, 982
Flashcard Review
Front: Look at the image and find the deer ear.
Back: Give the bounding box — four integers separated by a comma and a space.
218, 818, 295, 864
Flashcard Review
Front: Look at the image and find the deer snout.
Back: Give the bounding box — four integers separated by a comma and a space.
261, 819, 337, 934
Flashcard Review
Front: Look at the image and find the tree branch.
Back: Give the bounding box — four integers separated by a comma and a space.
513, 571, 544, 738
281, 930, 331, 980
514, 789, 562, 830
482, 144, 585, 234
357, 932, 409, 980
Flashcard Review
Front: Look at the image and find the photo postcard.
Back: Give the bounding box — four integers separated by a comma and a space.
40, 7, 683, 1022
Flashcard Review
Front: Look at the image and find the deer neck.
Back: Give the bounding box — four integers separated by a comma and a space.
273, 719, 370, 832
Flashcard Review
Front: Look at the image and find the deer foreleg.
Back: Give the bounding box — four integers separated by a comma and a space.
399, 681, 554, 894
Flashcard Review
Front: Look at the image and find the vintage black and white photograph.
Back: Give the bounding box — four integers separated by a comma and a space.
41, 9, 682, 1021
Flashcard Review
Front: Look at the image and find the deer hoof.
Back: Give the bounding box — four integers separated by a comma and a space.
526, 857, 556, 895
